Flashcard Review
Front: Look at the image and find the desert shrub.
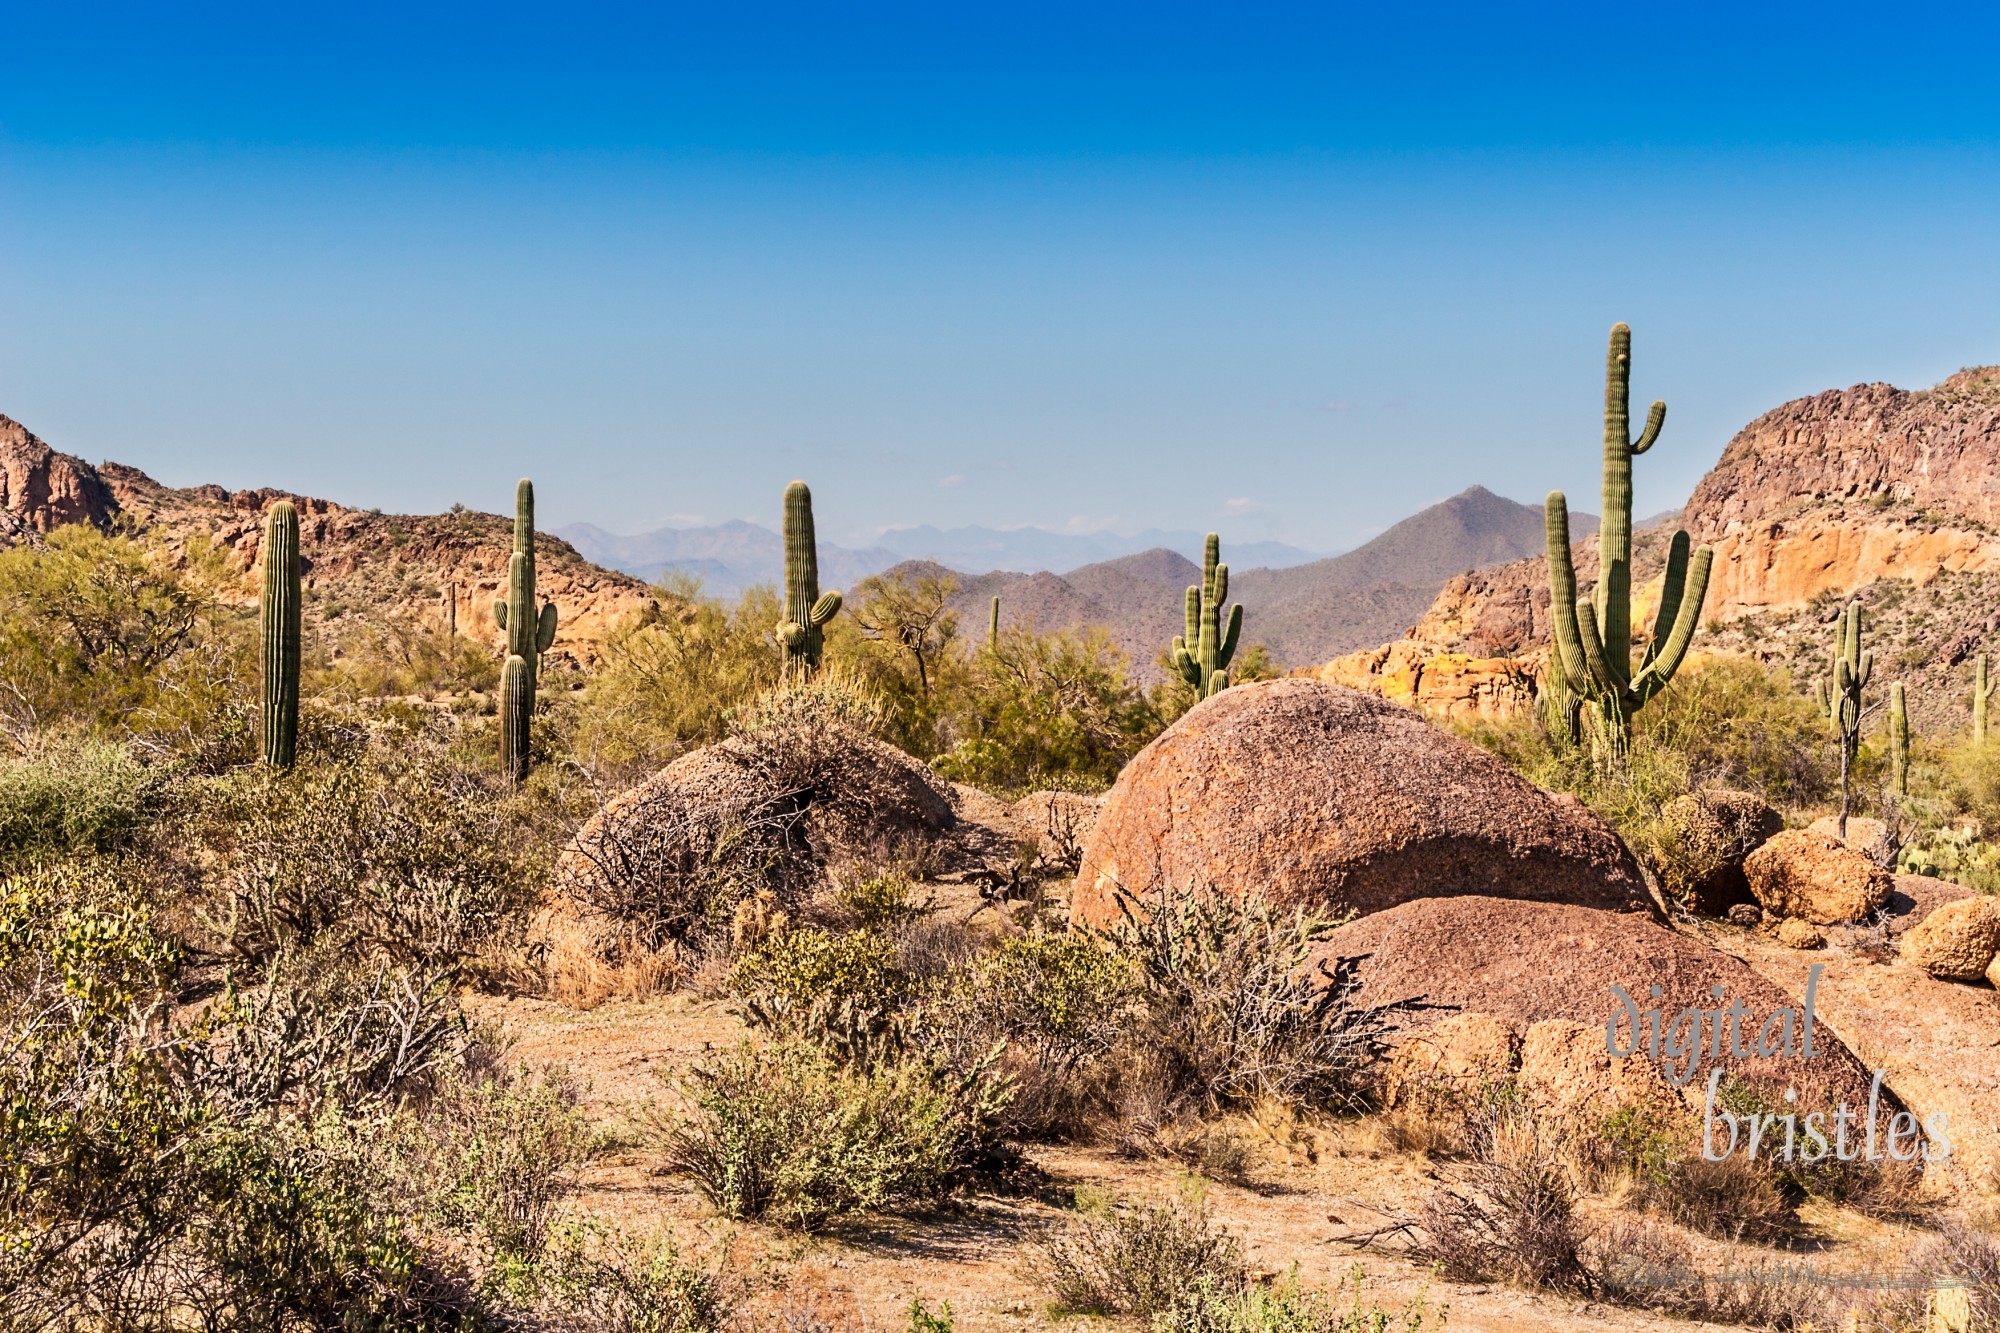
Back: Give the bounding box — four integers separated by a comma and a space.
179, 717, 549, 978
518, 1223, 732, 1333
831, 871, 925, 931
730, 926, 911, 1063
1414, 1111, 1588, 1291
1583, 1217, 1827, 1327
570, 579, 783, 776
651, 1041, 1008, 1232
0, 861, 473, 1330
1597, 1101, 1796, 1241
1828, 1218, 2000, 1332
0, 524, 254, 747
1155, 1265, 1447, 1333
0, 734, 154, 861
1029, 1181, 1247, 1317
1101, 886, 1390, 1120
409, 1063, 602, 1274
932, 625, 1164, 797
921, 930, 1135, 1138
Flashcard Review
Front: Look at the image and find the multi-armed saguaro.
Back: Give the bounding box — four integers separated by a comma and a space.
1172, 533, 1242, 700
493, 478, 558, 780
1816, 601, 1872, 836
1546, 323, 1713, 756
260, 501, 301, 769
777, 480, 842, 683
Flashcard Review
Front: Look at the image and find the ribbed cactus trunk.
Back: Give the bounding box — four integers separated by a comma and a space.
260, 502, 301, 769
493, 479, 557, 781
499, 655, 531, 784
1816, 602, 1872, 840
989, 596, 1001, 653
1172, 533, 1243, 700
1975, 654, 1992, 747
1889, 683, 1909, 797
777, 481, 842, 684
1546, 324, 1713, 761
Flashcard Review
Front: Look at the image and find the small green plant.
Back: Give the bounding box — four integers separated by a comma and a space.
1154, 1265, 1449, 1333
652, 1041, 1006, 1232
1172, 534, 1243, 700
1031, 1181, 1247, 1318
730, 926, 910, 1063
907, 1296, 955, 1333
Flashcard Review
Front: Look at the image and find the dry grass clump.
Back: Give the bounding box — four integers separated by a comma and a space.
1413, 1108, 1590, 1291
1027, 1181, 1247, 1317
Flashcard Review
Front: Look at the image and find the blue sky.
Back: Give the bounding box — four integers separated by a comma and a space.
4, 2, 1998, 551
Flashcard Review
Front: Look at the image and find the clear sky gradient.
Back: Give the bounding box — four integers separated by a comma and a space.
4, 2, 1998, 550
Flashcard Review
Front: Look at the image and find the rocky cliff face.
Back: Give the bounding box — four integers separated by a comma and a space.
0, 417, 659, 667
1311, 366, 2000, 718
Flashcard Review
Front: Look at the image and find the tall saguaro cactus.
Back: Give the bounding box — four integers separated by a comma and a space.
989, 596, 1001, 653
260, 501, 301, 769
1889, 682, 1910, 796
777, 481, 842, 683
1816, 601, 1873, 838
493, 479, 557, 780
1546, 323, 1713, 757
1172, 533, 1243, 700
1975, 654, 1993, 746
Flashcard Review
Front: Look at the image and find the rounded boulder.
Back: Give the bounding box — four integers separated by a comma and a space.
1070, 679, 1652, 927
1899, 895, 2000, 981
1745, 828, 1894, 925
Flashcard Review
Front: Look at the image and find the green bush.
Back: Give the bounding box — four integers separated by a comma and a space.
652, 1041, 1006, 1232
1155, 1266, 1447, 1333
730, 926, 911, 1064
1030, 1182, 1246, 1318
0, 736, 154, 861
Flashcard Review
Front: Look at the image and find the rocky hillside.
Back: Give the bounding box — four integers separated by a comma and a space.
1314, 366, 2000, 725
0, 414, 659, 668
892, 486, 1579, 677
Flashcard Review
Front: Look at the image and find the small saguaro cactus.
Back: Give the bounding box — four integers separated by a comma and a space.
1545, 323, 1713, 758
492, 479, 557, 780
1172, 533, 1242, 700
777, 480, 842, 683
260, 501, 302, 769
1889, 682, 1910, 796
1816, 601, 1874, 838
1974, 654, 1993, 746
989, 596, 1001, 653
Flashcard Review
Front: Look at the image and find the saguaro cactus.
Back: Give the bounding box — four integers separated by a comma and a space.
492, 479, 557, 779
1546, 323, 1713, 757
989, 596, 1001, 653
1889, 682, 1910, 796
1816, 601, 1873, 838
260, 501, 301, 769
777, 481, 841, 683
1975, 654, 1993, 746
1172, 533, 1242, 700
499, 655, 532, 783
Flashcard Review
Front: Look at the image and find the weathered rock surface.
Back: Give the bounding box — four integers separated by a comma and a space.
1806, 815, 1898, 869
1777, 918, 1826, 950
1652, 789, 1783, 916
1900, 896, 2000, 981
1380, 1012, 1519, 1110
0, 414, 119, 533
1517, 1018, 1684, 1122
1745, 829, 1895, 925
1316, 895, 1884, 1113
1299, 645, 1537, 720
1886, 873, 1975, 935
1070, 679, 1653, 927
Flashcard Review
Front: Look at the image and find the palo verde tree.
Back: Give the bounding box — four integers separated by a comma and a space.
1545, 323, 1713, 758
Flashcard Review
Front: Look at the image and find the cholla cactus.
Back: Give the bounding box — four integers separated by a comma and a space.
1172, 533, 1242, 700
777, 481, 841, 683
1546, 324, 1713, 758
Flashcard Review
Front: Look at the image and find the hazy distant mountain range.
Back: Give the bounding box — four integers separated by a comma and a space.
554, 520, 1323, 596
883, 486, 1600, 675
